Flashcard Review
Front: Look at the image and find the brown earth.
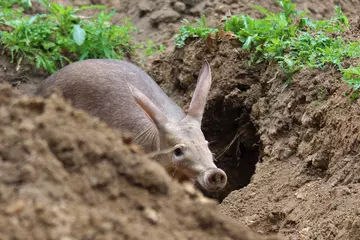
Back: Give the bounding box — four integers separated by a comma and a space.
2, 0, 360, 239
147, 16, 360, 240
0, 83, 281, 240
218, 59, 360, 239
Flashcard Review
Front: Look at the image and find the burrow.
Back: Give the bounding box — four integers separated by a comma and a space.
148, 39, 273, 201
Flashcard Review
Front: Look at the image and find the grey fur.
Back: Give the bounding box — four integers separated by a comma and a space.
36, 59, 227, 192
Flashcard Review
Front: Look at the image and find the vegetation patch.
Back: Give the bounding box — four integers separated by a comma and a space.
0, 0, 164, 73
175, 0, 360, 100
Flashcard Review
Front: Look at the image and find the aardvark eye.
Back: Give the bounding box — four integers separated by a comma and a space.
174, 147, 184, 157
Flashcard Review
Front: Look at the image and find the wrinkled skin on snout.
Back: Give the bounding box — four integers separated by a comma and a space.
157, 117, 227, 192
129, 62, 227, 192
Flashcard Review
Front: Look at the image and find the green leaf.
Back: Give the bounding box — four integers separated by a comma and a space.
73, 24, 86, 46
242, 36, 253, 50
42, 42, 56, 50
253, 5, 270, 16
37, 0, 48, 7
21, 0, 32, 8
79, 51, 89, 60
28, 15, 38, 24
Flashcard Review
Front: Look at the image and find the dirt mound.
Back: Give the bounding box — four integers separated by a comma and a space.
0, 83, 282, 240
3, 0, 360, 238
218, 57, 360, 238
147, 18, 360, 240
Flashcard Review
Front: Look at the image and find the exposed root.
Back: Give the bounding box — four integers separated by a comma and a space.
216, 130, 242, 160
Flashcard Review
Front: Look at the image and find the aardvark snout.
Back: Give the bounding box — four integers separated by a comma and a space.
198, 168, 227, 192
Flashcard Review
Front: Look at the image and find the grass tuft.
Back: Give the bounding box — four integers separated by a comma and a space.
0, 0, 164, 73
175, 0, 360, 100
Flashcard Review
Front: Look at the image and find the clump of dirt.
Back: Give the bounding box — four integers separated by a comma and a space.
147, 15, 360, 240
0, 82, 281, 240
219, 60, 360, 239
0, 51, 48, 94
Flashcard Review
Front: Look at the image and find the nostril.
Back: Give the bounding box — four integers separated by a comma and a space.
198, 168, 227, 192
207, 169, 227, 187
219, 173, 225, 183
210, 173, 218, 184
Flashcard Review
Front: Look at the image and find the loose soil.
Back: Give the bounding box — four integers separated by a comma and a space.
147, 17, 360, 240
0, 83, 280, 240
2, 0, 360, 239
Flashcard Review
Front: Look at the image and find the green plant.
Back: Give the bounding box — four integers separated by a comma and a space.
0, 0, 164, 73
341, 66, 360, 100
143, 39, 165, 57
175, 0, 360, 99
175, 14, 218, 47
0, 0, 32, 8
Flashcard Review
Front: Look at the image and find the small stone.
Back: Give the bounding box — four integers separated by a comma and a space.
301, 112, 312, 126
215, 5, 229, 15
244, 214, 259, 226
303, 129, 315, 142
282, 148, 294, 158
139, 0, 151, 12
144, 208, 158, 224
312, 158, 328, 169
294, 191, 306, 200
263, 145, 272, 156
190, 2, 206, 15
139, 0, 153, 17
231, 3, 239, 9
149, 8, 181, 26
173, 1, 186, 12
288, 136, 298, 149
311, 151, 329, 170
299, 227, 312, 239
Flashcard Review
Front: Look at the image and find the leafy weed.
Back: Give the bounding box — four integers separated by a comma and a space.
175, 0, 360, 99
0, 0, 164, 73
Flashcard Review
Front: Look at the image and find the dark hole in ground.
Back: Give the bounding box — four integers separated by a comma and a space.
199, 96, 260, 202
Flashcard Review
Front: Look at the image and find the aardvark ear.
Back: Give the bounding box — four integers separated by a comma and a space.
127, 82, 168, 127
187, 61, 212, 123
